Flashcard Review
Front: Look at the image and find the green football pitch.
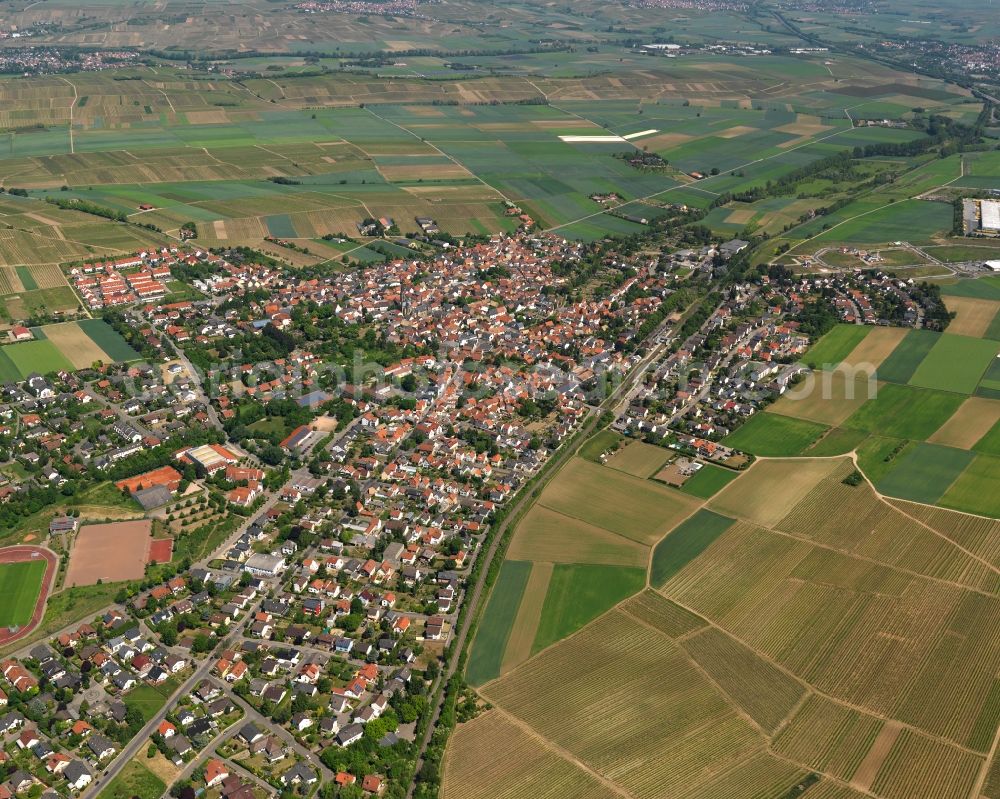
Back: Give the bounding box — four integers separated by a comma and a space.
0, 560, 46, 628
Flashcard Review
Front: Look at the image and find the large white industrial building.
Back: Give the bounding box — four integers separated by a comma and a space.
983, 200, 1000, 234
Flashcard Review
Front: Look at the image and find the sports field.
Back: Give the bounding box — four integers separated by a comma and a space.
0, 560, 46, 628
65, 520, 152, 587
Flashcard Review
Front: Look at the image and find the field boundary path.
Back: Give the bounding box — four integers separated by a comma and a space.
0, 545, 58, 647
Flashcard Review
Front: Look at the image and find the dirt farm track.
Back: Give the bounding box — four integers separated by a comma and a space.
0, 545, 58, 647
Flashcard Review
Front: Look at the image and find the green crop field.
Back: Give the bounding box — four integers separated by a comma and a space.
939, 455, 1000, 518
467, 560, 532, 686
855, 435, 911, 484
876, 442, 974, 504
808, 200, 954, 245
651, 510, 735, 587
979, 356, 1000, 396
877, 329, 941, 385
845, 383, 966, 441
0, 339, 72, 380
943, 276, 1000, 301
0, 560, 45, 627
974, 419, 1000, 456
77, 319, 141, 363
908, 334, 1000, 394
723, 412, 829, 456
802, 324, 871, 369
531, 563, 646, 654
679, 464, 741, 499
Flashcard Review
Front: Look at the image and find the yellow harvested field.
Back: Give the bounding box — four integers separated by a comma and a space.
144, 751, 182, 784
212, 220, 228, 240
532, 118, 598, 129
43, 321, 109, 369
604, 441, 670, 478
717, 126, 757, 139
379, 163, 473, 182
209, 216, 266, 240
310, 414, 339, 433
402, 105, 444, 117
708, 458, 842, 528
502, 561, 553, 673
22, 212, 64, 227
639, 132, 693, 150
538, 457, 701, 545
184, 109, 230, 124
770, 372, 876, 426
506, 506, 649, 568
842, 326, 908, 369
943, 295, 1000, 338
441, 709, 619, 799
927, 396, 1000, 449
775, 121, 832, 137
726, 209, 756, 224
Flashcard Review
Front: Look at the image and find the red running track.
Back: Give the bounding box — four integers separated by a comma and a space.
0, 545, 58, 648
